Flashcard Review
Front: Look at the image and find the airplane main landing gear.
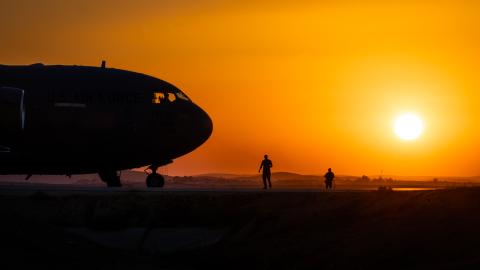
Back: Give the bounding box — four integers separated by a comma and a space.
146, 173, 164, 188
99, 170, 122, 187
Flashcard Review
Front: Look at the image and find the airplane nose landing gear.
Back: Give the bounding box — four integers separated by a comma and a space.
144, 163, 165, 188
146, 173, 165, 188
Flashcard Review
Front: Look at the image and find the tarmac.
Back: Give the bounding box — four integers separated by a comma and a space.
0, 182, 437, 195
0, 184, 478, 269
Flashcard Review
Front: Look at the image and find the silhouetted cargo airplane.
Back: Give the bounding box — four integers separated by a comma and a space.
0, 63, 212, 187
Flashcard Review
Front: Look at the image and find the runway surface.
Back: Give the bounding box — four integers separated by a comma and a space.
0, 182, 438, 195
0, 185, 479, 269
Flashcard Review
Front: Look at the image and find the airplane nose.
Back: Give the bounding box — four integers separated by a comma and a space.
192, 103, 213, 146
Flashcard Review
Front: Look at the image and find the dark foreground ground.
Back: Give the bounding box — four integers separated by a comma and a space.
1, 188, 480, 269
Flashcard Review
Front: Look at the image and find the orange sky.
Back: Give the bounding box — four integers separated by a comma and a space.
1, 1, 480, 176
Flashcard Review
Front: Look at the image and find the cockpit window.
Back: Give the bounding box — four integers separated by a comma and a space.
152, 92, 163, 104
152, 92, 176, 104
167, 92, 176, 102
175, 92, 190, 101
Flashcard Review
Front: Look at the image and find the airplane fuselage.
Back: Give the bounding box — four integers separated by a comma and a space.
0, 64, 213, 179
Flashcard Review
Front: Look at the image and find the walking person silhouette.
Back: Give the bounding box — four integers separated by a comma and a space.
324, 168, 335, 191
258, 154, 273, 189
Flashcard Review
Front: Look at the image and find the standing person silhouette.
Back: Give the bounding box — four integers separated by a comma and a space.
324, 168, 335, 191
258, 155, 273, 189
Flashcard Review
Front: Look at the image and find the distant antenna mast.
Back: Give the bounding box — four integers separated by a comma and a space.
101, 60, 106, 68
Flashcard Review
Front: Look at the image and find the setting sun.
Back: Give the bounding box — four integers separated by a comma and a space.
394, 114, 424, 141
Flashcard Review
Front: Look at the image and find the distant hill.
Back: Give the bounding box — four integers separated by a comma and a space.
193, 173, 254, 179
1, 170, 480, 189
195, 172, 327, 180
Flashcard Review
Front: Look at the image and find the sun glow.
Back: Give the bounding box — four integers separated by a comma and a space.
394, 113, 424, 141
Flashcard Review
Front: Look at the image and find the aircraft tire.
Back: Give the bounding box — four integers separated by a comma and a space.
107, 177, 122, 187
146, 174, 165, 188
99, 171, 122, 187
